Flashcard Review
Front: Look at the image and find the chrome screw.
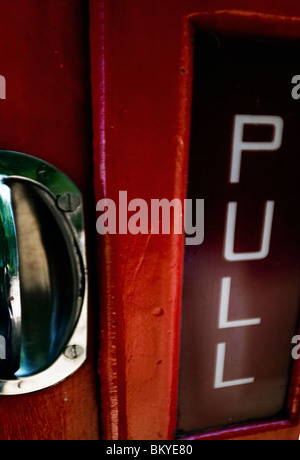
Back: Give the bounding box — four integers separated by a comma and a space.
64, 345, 84, 360
57, 193, 80, 212
36, 166, 49, 180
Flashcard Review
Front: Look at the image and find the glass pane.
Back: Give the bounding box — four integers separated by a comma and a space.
177, 31, 300, 435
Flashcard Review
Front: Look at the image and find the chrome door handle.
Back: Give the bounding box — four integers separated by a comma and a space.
0, 179, 22, 378
0, 151, 88, 394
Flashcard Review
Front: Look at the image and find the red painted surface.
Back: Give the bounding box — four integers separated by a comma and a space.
91, 0, 300, 440
0, 0, 100, 440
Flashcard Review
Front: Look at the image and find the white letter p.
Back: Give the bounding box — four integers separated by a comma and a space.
230, 115, 284, 184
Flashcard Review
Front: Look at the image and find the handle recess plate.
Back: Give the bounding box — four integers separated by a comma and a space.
0, 151, 88, 395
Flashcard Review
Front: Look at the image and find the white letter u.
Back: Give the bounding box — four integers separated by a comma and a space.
224, 201, 275, 261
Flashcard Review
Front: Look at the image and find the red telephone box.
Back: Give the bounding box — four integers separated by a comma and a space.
0, 0, 299, 441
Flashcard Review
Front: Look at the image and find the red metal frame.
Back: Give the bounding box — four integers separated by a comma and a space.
0, 0, 100, 440
90, 0, 300, 440
177, 10, 300, 441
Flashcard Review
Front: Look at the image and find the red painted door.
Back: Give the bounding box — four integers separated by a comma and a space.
0, 0, 299, 442
92, 0, 300, 440
0, 0, 100, 440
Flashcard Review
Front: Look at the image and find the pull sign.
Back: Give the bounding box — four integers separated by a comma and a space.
177, 32, 300, 434
0, 151, 87, 395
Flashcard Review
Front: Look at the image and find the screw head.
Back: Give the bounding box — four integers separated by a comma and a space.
57, 193, 80, 212
36, 166, 50, 181
64, 345, 84, 360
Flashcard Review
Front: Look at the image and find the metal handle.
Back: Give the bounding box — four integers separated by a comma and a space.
0, 151, 87, 395
0, 178, 21, 377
